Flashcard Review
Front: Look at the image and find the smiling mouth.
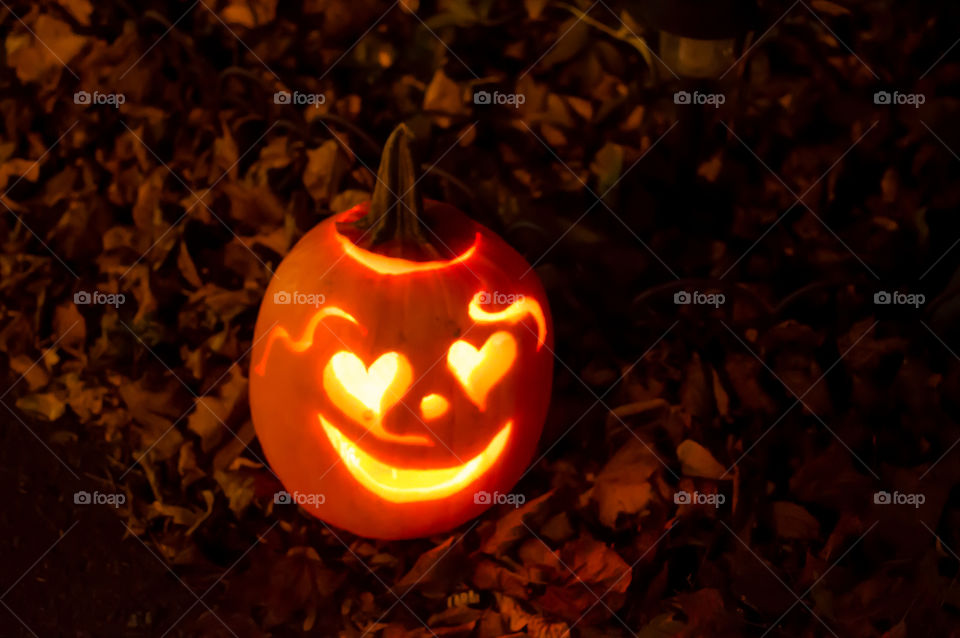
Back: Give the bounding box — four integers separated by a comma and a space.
317, 414, 512, 504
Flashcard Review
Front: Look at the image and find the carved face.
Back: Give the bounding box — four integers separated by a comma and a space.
249, 202, 553, 539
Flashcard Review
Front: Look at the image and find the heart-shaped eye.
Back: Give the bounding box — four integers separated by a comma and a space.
447, 331, 517, 410
323, 351, 430, 445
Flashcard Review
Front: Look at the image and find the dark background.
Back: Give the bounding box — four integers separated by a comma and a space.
1, 0, 960, 636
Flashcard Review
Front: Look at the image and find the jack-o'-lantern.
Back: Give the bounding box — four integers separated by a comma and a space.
249, 125, 553, 539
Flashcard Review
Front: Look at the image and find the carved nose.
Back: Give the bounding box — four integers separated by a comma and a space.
420, 394, 450, 420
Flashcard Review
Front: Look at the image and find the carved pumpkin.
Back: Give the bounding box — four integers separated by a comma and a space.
249, 125, 553, 539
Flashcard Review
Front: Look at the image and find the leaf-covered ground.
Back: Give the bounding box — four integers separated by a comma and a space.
2, 0, 960, 636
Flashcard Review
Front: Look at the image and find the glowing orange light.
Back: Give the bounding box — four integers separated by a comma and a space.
335, 231, 480, 275
447, 331, 517, 410
468, 293, 547, 350
254, 307, 362, 376
322, 351, 432, 446
420, 394, 450, 420
319, 415, 511, 503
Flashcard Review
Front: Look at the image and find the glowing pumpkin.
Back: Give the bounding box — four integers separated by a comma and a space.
249, 125, 553, 539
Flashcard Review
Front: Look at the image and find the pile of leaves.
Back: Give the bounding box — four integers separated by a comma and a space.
2, 0, 960, 636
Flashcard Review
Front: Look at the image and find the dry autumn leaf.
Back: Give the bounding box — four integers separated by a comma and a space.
423, 69, 465, 128
187, 367, 247, 452
302, 140, 345, 204
531, 536, 631, 623
771, 501, 821, 540
676, 440, 727, 480
5, 14, 88, 87
586, 437, 659, 528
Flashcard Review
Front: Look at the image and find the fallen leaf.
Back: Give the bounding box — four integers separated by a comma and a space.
677, 440, 727, 479
532, 536, 631, 622
811, 0, 852, 16
480, 490, 554, 556
150, 490, 215, 535
187, 367, 247, 452
771, 501, 821, 540
590, 143, 624, 196
54, 301, 86, 357
473, 560, 530, 599
0, 158, 41, 191
302, 141, 344, 204
214, 469, 256, 517
423, 69, 464, 128
395, 535, 461, 591
57, 0, 94, 24
697, 153, 723, 182
5, 15, 88, 87
8, 354, 50, 391
220, 0, 279, 27
524, 0, 549, 19
16, 392, 66, 421
587, 437, 658, 528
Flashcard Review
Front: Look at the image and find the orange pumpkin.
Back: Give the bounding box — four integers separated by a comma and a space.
249, 125, 553, 539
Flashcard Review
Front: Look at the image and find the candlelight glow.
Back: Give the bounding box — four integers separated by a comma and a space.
335, 231, 480, 275
468, 293, 547, 350
254, 307, 362, 376
420, 393, 450, 420
447, 331, 517, 410
322, 351, 431, 446
319, 415, 511, 503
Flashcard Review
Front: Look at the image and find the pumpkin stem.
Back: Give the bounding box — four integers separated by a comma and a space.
346, 124, 441, 259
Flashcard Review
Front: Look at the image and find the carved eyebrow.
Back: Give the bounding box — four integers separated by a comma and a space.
467, 293, 547, 350
253, 307, 363, 376
336, 230, 481, 275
